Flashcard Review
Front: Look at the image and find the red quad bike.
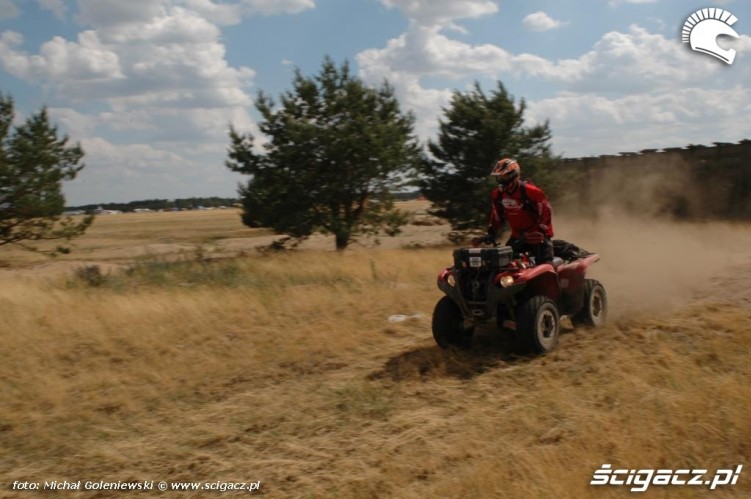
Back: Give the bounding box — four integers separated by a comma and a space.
432, 242, 607, 354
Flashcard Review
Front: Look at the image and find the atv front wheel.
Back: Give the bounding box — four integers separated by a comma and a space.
432, 296, 473, 349
516, 296, 560, 354
571, 279, 608, 328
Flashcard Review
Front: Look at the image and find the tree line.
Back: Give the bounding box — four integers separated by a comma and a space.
67, 197, 241, 213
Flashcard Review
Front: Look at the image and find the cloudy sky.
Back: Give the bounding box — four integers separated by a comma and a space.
1, 0, 749, 205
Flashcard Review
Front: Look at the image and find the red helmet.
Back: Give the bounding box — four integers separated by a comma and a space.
490, 158, 520, 191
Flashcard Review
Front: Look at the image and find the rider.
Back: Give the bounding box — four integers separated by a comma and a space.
472, 157, 554, 263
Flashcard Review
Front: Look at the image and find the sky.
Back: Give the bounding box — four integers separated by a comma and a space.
0, 0, 749, 205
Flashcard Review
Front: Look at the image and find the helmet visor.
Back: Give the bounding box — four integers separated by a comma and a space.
495, 172, 518, 187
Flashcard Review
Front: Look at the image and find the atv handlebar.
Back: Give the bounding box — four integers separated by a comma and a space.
471, 235, 499, 248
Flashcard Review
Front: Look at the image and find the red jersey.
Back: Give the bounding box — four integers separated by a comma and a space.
488, 181, 554, 239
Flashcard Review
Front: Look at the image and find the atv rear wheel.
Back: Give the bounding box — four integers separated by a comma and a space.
432, 296, 473, 349
571, 279, 607, 328
516, 296, 560, 354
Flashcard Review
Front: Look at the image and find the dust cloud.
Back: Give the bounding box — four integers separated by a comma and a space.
556, 212, 751, 319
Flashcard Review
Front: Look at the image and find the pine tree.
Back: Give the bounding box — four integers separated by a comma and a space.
419, 81, 557, 237
226, 57, 423, 250
0, 92, 93, 253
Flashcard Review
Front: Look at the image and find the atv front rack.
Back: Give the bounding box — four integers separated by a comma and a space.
453, 247, 514, 269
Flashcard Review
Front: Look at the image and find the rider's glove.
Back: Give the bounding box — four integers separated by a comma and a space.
471, 233, 496, 247
538, 224, 549, 234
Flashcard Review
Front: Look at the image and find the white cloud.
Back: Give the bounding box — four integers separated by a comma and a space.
359, 22, 750, 99
609, 0, 658, 5
179, 0, 243, 25
101, 9, 221, 44
566, 26, 751, 93
178, 0, 315, 25
379, 0, 498, 27
0, 30, 124, 83
358, 25, 512, 83
357, 22, 594, 121
0, 0, 20, 20
76, 0, 168, 27
235, 0, 314, 16
75, 0, 314, 29
522, 12, 563, 32
362, 20, 708, 102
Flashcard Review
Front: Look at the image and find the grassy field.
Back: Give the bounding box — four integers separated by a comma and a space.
0, 209, 272, 268
1, 207, 750, 498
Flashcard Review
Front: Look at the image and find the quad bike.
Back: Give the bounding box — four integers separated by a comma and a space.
432, 241, 607, 354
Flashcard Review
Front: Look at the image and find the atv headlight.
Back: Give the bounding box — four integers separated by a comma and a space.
447, 274, 456, 287
499, 275, 514, 288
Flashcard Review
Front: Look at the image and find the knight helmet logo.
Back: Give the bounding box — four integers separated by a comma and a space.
682, 8, 739, 65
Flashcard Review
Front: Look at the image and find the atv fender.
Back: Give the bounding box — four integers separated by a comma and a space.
513, 264, 560, 302
557, 253, 601, 316
558, 254, 600, 275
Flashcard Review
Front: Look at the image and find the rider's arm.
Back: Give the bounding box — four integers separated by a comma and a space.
487, 189, 504, 239
527, 186, 553, 238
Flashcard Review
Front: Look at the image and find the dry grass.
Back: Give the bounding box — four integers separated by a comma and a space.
1, 206, 750, 498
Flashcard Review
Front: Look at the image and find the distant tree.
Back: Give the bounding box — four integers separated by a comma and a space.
419, 81, 557, 237
0, 92, 93, 253
226, 57, 423, 250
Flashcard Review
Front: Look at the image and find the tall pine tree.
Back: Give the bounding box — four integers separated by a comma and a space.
226, 57, 423, 250
0, 92, 93, 253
